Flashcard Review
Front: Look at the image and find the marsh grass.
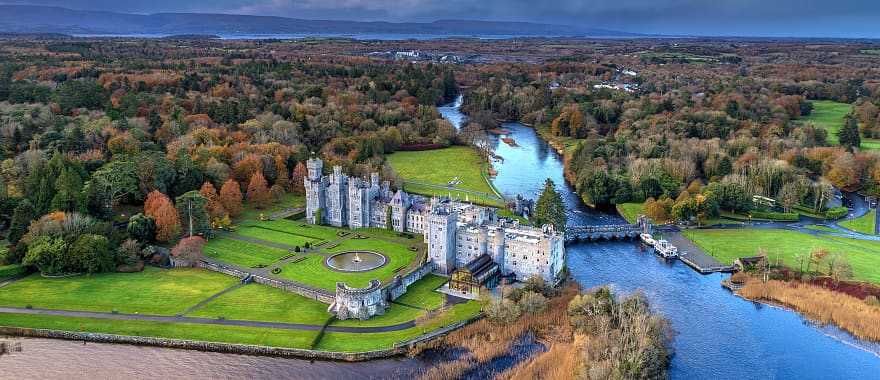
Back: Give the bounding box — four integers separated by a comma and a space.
739, 279, 880, 342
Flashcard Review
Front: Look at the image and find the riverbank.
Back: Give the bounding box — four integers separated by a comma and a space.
736, 279, 880, 342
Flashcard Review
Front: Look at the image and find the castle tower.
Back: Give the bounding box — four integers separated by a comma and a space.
307, 157, 322, 181
427, 206, 457, 275
325, 165, 348, 227
390, 190, 411, 232
304, 157, 326, 224
491, 227, 506, 274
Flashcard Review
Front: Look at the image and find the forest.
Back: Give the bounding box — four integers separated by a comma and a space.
458, 40, 880, 223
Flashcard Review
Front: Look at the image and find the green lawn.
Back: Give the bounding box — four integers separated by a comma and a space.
0, 312, 317, 349
315, 300, 482, 352
234, 225, 318, 247
802, 100, 880, 150
683, 228, 880, 284
386, 146, 502, 206
203, 238, 291, 268
331, 274, 448, 328
251, 218, 342, 242
839, 210, 877, 235
616, 203, 644, 224
393, 274, 447, 310
277, 235, 421, 291
188, 283, 331, 325
0, 267, 237, 315
237, 193, 305, 222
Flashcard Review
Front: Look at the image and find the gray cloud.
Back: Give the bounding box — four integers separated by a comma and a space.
4, 0, 879, 37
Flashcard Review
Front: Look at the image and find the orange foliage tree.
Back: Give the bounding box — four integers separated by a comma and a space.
219, 179, 243, 217
144, 190, 180, 242
290, 161, 307, 195
247, 172, 271, 209
199, 181, 226, 219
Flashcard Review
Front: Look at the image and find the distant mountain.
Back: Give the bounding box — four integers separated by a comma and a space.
0, 5, 639, 37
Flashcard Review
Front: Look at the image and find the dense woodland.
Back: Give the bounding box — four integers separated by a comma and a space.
460, 41, 880, 222
1, 36, 879, 273
0, 38, 459, 275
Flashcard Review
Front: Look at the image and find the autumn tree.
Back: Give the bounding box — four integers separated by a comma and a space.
274, 155, 290, 192
144, 190, 180, 242
170, 236, 205, 267
219, 179, 243, 217
247, 172, 271, 209
199, 181, 226, 219
290, 161, 307, 195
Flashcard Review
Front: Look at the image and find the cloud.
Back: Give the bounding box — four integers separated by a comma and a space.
5, 0, 879, 37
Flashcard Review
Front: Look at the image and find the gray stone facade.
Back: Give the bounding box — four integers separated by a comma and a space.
304, 158, 566, 293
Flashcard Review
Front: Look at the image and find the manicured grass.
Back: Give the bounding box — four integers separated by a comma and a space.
683, 228, 880, 284
277, 236, 421, 290
804, 225, 837, 233
189, 283, 331, 325
234, 225, 317, 247
802, 100, 880, 150
839, 210, 877, 235
386, 146, 502, 206
331, 274, 448, 328
393, 274, 447, 310
237, 193, 305, 222
203, 238, 291, 268
616, 203, 644, 224
0, 267, 237, 315
802, 100, 852, 145
316, 301, 482, 352
0, 312, 317, 349
253, 218, 341, 242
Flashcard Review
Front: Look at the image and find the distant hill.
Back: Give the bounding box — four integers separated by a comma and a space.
0, 5, 639, 37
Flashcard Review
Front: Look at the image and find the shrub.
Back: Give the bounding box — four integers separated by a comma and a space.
505, 287, 524, 302
170, 236, 206, 267
824, 207, 848, 220
518, 291, 548, 314
866, 295, 880, 308
271, 267, 282, 275
730, 271, 749, 284
486, 298, 521, 324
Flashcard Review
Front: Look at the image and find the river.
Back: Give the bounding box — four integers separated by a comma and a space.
3, 99, 880, 379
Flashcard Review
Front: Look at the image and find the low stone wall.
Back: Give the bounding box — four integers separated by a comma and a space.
197, 260, 335, 304
251, 275, 335, 304
198, 260, 249, 279
387, 261, 432, 301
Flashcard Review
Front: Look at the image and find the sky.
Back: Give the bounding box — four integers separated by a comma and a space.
4, 0, 879, 38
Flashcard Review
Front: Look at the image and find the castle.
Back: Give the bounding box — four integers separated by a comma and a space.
305, 157, 565, 288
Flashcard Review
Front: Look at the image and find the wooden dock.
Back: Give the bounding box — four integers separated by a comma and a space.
664, 232, 736, 274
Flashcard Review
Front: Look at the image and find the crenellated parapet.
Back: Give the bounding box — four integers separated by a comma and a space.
329, 280, 387, 320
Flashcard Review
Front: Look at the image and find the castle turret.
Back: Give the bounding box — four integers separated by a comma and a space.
307, 157, 323, 181
428, 206, 457, 275
492, 227, 506, 274
304, 157, 326, 224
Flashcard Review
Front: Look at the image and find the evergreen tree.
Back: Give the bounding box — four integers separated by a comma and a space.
175, 191, 210, 238
127, 213, 156, 243
51, 167, 85, 212
172, 150, 204, 197
838, 114, 861, 151
533, 178, 567, 231
8, 199, 36, 245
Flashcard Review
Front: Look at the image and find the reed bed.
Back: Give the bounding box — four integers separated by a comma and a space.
739, 279, 880, 342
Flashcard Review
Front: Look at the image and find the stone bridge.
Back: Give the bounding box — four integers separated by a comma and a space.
564, 216, 652, 244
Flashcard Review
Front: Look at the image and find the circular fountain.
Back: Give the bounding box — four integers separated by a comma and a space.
325, 251, 387, 272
